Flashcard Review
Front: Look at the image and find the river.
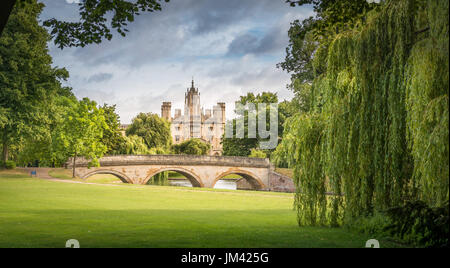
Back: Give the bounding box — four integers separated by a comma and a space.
169, 179, 238, 190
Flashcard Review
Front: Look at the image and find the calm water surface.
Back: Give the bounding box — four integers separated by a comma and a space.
169, 179, 237, 190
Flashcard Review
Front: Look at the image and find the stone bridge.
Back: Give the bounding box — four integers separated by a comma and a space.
66, 155, 295, 192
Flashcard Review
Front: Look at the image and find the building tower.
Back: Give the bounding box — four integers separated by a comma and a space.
218, 102, 226, 125
185, 80, 201, 117
185, 80, 201, 138
161, 79, 226, 155
161, 102, 172, 122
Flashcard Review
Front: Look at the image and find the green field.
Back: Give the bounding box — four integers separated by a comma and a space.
0, 170, 398, 248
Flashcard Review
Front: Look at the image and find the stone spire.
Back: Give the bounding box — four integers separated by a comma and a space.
190, 78, 196, 92
188, 78, 199, 94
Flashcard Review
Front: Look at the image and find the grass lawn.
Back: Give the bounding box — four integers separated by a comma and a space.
0, 170, 400, 248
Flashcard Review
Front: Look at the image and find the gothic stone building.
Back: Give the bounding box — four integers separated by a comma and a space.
161, 80, 226, 156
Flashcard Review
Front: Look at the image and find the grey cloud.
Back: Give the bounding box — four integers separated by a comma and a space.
42, 0, 313, 68
231, 66, 288, 90
74, 88, 116, 105
87, 73, 113, 83
227, 33, 260, 56
227, 15, 293, 57
40, 0, 311, 123
40, 0, 80, 22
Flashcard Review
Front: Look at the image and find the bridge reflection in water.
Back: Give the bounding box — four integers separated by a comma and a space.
169, 179, 238, 190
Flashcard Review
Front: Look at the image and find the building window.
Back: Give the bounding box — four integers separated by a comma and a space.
175, 136, 180, 142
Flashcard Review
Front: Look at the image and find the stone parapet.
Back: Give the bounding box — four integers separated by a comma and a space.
66, 155, 271, 169
269, 171, 295, 193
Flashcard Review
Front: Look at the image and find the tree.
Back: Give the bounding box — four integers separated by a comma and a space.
223, 92, 286, 157
223, 135, 258, 157
117, 135, 150, 155
14, 93, 76, 167
100, 104, 126, 155
276, 0, 449, 228
126, 113, 171, 150
54, 98, 108, 178
172, 138, 211, 156
277, 18, 318, 85
2, 1, 170, 48
249, 149, 267, 158
285, 0, 378, 38
0, 0, 69, 167
278, 1, 380, 120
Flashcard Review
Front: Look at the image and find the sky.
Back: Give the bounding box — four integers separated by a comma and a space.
39, 0, 314, 124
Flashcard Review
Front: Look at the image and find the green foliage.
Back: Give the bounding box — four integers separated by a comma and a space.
346, 213, 392, 239
285, 0, 378, 39
126, 113, 172, 150
118, 135, 151, 155
223, 136, 258, 157
248, 149, 267, 158
237, 92, 279, 105
288, 81, 313, 114
272, 115, 301, 168
100, 104, 127, 155
277, 0, 449, 228
172, 138, 211, 156
292, 113, 328, 226
0, 160, 16, 169
0, 0, 70, 165
405, 0, 449, 207
223, 92, 283, 157
277, 18, 318, 84
41, 0, 170, 48
54, 97, 108, 171
148, 147, 169, 155
13, 94, 75, 167
146, 171, 169, 186
384, 201, 449, 248
4, 160, 16, 169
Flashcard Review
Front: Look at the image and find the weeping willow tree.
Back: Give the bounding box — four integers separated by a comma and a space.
275, 0, 449, 226
405, 0, 449, 207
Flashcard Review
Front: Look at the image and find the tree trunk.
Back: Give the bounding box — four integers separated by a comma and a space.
72, 151, 77, 178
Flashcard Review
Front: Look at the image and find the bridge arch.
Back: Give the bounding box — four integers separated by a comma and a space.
213, 169, 265, 190
143, 167, 204, 187
81, 169, 132, 184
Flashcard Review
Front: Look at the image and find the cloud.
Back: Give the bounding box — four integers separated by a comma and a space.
227, 33, 260, 56
39, 0, 313, 123
74, 88, 116, 106
87, 73, 113, 83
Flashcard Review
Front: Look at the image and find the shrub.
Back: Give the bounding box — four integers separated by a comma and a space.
249, 149, 267, 158
384, 201, 449, 248
347, 213, 392, 237
5, 160, 16, 169
172, 139, 211, 155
